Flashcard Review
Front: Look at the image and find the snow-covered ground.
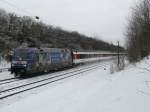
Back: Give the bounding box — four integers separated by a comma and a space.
1, 58, 150, 112
0, 60, 10, 69
0, 61, 12, 80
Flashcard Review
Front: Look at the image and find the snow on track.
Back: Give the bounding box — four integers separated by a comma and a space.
0, 63, 107, 99
0, 62, 13, 80
0, 71, 14, 82
1, 59, 150, 112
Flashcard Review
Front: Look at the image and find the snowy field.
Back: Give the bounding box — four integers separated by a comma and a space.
1, 58, 150, 112
0, 59, 10, 69
0, 61, 12, 80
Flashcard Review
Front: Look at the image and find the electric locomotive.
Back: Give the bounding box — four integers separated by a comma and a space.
11, 48, 73, 77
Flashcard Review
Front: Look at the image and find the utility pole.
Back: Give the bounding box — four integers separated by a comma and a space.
117, 41, 120, 67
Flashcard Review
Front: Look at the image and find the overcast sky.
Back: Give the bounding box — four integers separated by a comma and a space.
0, 0, 138, 46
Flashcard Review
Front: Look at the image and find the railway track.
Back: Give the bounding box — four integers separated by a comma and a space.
0, 78, 19, 86
0, 62, 102, 85
0, 62, 110, 100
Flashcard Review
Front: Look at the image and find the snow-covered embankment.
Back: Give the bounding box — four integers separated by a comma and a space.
1, 59, 150, 112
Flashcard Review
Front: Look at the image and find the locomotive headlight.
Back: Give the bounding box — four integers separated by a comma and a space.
11, 63, 15, 66
11, 61, 17, 67
21, 61, 27, 67
23, 64, 27, 67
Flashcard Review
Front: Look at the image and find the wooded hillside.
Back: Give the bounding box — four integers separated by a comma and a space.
0, 8, 124, 55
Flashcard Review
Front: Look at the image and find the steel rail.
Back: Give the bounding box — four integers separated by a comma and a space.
0, 63, 108, 99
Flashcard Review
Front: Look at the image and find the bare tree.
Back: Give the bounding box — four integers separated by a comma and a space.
126, 0, 150, 62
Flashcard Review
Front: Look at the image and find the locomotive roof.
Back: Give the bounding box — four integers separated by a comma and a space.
41, 48, 70, 52
14, 48, 70, 52
14, 48, 39, 52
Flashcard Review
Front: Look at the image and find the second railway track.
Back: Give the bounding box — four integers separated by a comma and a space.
0, 78, 19, 85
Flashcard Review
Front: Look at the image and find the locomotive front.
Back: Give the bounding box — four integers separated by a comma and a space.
11, 48, 36, 77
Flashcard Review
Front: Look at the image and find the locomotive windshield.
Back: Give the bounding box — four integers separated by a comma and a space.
13, 49, 33, 60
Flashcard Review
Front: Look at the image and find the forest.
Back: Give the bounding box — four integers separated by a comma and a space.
126, 0, 150, 62
0, 8, 124, 56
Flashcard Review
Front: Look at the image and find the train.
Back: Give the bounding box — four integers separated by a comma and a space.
10, 47, 119, 77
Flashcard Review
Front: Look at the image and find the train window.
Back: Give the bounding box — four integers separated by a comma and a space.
13, 50, 33, 60
80, 54, 84, 59
80, 54, 88, 59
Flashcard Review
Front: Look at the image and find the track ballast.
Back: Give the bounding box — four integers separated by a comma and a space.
0, 62, 110, 100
